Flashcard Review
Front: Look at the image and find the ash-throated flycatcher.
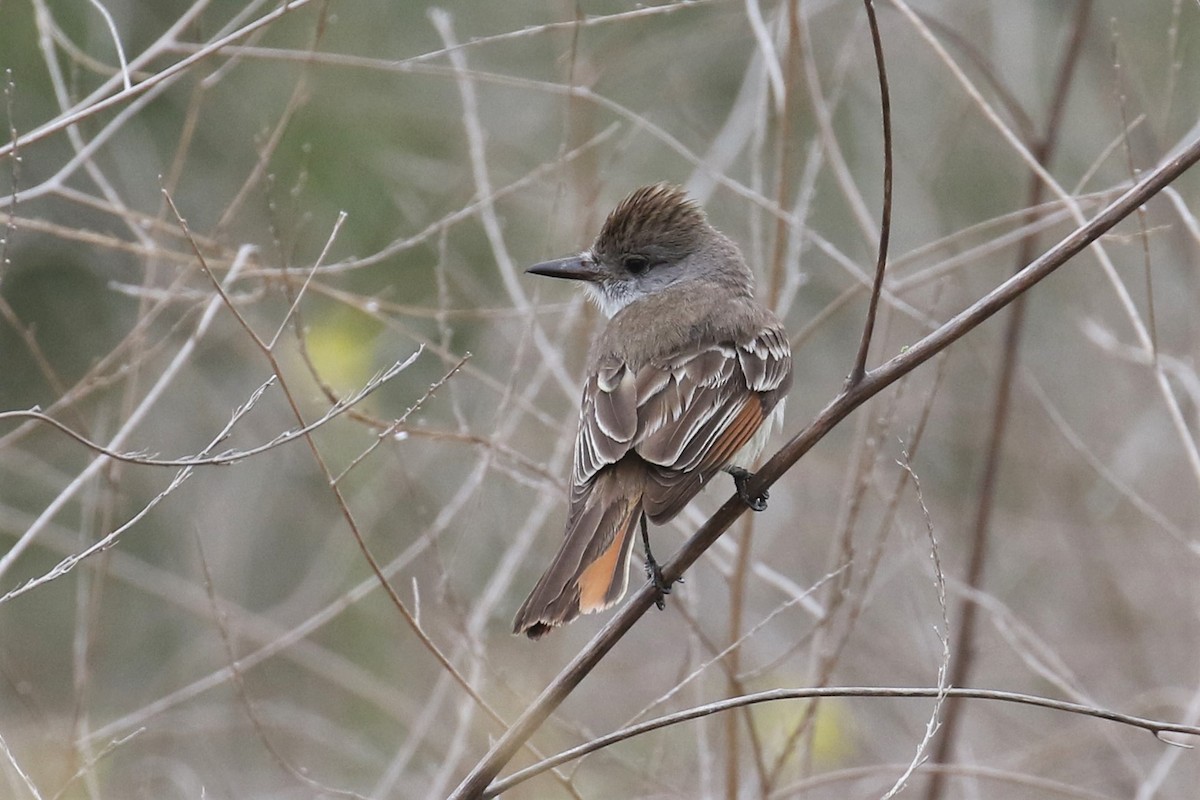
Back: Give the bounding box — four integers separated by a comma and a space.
513, 184, 793, 639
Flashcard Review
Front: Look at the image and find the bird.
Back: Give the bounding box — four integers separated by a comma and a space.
512, 183, 793, 639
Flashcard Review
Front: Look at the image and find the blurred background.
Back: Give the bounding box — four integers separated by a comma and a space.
1, 1, 1199, 797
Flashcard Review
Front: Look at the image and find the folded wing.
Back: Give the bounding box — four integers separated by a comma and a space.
571, 324, 792, 525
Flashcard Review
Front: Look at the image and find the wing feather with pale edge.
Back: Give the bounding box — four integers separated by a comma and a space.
569, 324, 792, 527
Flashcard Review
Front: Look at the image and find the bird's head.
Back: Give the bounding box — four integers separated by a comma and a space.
527, 184, 751, 318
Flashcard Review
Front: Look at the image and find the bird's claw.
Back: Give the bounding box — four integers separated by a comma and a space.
730, 467, 769, 511
644, 559, 675, 610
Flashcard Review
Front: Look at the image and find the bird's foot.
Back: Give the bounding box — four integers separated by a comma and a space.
728, 466, 769, 512
640, 512, 681, 610
644, 558, 681, 610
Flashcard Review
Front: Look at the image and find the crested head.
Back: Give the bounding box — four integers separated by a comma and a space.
585, 184, 753, 316
592, 183, 709, 263
527, 183, 755, 318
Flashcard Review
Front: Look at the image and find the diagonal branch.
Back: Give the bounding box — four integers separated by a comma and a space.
447, 129, 1200, 800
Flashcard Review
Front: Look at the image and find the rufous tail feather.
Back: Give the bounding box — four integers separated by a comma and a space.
513, 469, 643, 639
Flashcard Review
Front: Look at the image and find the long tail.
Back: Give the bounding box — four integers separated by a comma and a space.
513, 468, 643, 639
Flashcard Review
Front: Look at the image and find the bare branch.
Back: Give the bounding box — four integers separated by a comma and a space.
488, 685, 1200, 796
0, 726, 43, 800
847, 0, 893, 387
0, 375, 275, 604
0, 1, 313, 162
84, 0, 132, 91
0, 353, 416, 469
882, 452, 950, 799
0, 244, 254, 583
449, 127, 1200, 800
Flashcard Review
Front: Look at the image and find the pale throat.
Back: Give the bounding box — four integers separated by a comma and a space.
582, 281, 638, 319
578, 250, 646, 318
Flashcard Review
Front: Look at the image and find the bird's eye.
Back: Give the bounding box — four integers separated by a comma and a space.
623, 255, 650, 275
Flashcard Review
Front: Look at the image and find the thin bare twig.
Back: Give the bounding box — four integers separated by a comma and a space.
882, 453, 951, 799
633, 565, 848, 727
0, 69, 17, 285
159, 188, 580, 790
0, 377, 276, 604
84, 0, 132, 90
487, 685, 1200, 796
430, 9, 578, 401
726, 4, 805, 789
48, 729, 143, 800
333, 354, 469, 484
848, 0, 893, 387
779, 761, 1115, 798
1110, 23, 1158, 359
0, 245, 253, 584
891, 0, 1200, 493
925, 6, 1091, 795
0, 356, 415, 469
0, 0, 313, 162
0, 727, 43, 800
216, 1, 332, 233
194, 531, 369, 799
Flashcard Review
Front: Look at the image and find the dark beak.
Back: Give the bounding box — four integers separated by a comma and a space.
526, 254, 604, 282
